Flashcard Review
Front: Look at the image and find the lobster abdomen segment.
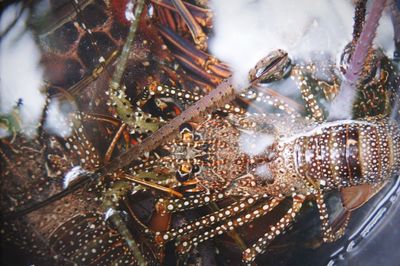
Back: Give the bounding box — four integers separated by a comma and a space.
291, 120, 400, 190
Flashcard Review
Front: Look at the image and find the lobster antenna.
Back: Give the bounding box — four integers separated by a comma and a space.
389, 0, 400, 61
329, 0, 387, 120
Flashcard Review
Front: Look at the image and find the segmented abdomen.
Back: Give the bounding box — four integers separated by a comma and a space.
292, 120, 400, 190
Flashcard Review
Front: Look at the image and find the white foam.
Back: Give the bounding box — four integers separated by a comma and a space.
0, 4, 45, 137
44, 99, 74, 137
209, 0, 394, 89
255, 164, 271, 178
104, 208, 116, 220
239, 130, 275, 156
125, 0, 136, 22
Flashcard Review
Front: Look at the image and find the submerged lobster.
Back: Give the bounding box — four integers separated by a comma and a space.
151, 107, 400, 263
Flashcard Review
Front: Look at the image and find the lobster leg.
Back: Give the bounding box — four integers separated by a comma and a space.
242, 194, 304, 264
291, 66, 326, 122
64, 113, 102, 171
102, 180, 148, 265
155, 192, 228, 214
157, 25, 230, 81
156, 4, 169, 27
67, 50, 120, 97
173, 52, 224, 85
170, 0, 207, 50
154, 196, 261, 246
47, 212, 141, 265
142, 83, 202, 107
151, 0, 213, 28
80, 112, 130, 130
315, 192, 349, 242
107, 0, 163, 133
104, 123, 129, 163
142, 83, 248, 114
241, 88, 304, 117
175, 197, 282, 255
161, 7, 178, 31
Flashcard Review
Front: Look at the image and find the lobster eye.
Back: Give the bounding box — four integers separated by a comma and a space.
154, 98, 168, 110
179, 123, 195, 142
192, 164, 201, 175
179, 123, 193, 134
182, 131, 193, 142
176, 171, 189, 182
176, 162, 192, 182
193, 133, 202, 141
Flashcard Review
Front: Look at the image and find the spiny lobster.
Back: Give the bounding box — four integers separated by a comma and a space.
142, 0, 400, 263
150, 111, 400, 263
141, 20, 400, 262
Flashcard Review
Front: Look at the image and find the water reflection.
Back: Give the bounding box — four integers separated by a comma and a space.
328, 177, 400, 266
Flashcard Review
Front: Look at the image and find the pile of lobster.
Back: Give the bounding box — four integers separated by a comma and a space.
1, 0, 399, 265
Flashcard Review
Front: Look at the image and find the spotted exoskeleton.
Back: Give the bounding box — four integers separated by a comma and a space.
147, 1, 400, 263
149, 104, 400, 263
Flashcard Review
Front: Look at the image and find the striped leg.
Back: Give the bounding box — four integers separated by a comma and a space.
241, 88, 303, 118
175, 197, 282, 254
144, 83, 202, 107
292, 66, 326, 122
143, 83, 247, 115
155, 196, 261, 246
155, 192, 229, 214
242, 194, 304, 264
